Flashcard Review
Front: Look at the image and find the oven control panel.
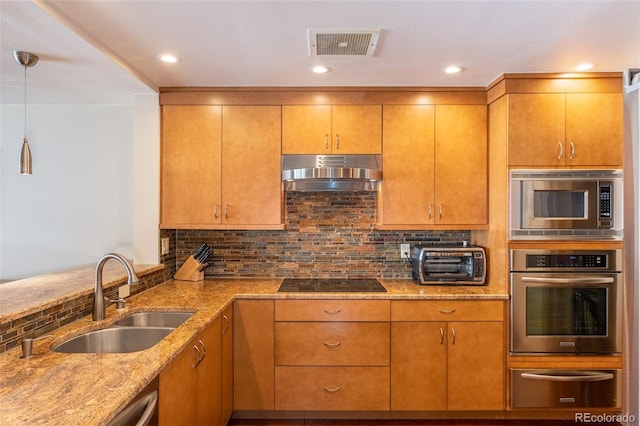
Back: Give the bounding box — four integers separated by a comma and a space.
526, 254, 608, 269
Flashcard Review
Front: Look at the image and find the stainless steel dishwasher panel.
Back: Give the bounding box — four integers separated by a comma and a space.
511, 369, 621, 408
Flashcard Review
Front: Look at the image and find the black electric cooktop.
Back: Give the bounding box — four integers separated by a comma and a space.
278, 278, 387, 293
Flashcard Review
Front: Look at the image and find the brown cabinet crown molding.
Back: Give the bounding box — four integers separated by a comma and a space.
160, 87, 487, 106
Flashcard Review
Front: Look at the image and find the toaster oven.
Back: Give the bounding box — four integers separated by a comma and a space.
411, 245, 487, 285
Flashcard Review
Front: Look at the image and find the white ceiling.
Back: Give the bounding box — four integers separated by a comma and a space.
1, 0, 639, 105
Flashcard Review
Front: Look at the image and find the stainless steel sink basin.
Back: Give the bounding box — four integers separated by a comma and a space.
115, 311, 194, 328
52, 327, 173, 354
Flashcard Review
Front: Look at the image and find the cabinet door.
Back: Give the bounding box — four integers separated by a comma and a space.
565, 93, 623, 166
221, 106, 282, 226
507, 94, 565, 166
381, 105, 435, 225
234, 300, 275, 410
434, 105, 487, 224
282, 105, 332, 153
159, 337, 199, 425
197, 316, 222, 425
391, 321, 447, 410
161, 105, 222, 226
447, 321, 504, 410
332, 105, 382, 154
221, 305, 234, 424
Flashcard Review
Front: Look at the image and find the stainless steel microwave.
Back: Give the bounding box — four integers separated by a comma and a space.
510, 169, 623, 240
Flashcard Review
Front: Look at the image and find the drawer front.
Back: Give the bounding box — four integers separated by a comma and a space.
275, 366, 390, 411
391, 300, 503, 322
275, 299, 390, 321
275, 322, 390, 366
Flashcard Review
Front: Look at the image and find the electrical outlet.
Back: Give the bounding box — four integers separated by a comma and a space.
400, 244, 410, 259
161, 238, 170, 255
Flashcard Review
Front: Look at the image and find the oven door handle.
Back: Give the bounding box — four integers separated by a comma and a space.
520, 276, 614, 284
521, 372, 614, 382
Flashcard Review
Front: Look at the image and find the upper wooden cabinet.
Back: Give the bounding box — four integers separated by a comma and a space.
161, 105, 222, 226
507, 92, 623, 167
282, 105, 382, 154
161, 105, 283, 229
379, 104, 487, 228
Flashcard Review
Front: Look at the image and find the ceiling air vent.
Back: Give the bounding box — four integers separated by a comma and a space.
308, 29, 381, 56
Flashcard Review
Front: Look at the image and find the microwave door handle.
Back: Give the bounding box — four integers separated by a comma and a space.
521, 372, 614, 382
520, 276, 614, 285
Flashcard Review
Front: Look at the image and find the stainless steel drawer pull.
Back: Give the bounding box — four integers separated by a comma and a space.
560, 397, 576, 403
569, 142, 575, 160
557, 142, 564, 160
521, 372, 614, 382
222, 314, 230, 334
323, 386, 342, 393
192, 345, 202, 368
323, 308, 342, 315
198, 340, 207, 359
323, 341, 342, 348
439, 309, 456, 314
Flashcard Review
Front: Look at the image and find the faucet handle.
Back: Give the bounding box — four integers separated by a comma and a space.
21, 335, 55, 358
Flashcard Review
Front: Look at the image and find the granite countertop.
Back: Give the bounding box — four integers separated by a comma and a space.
0, 278, 508, 426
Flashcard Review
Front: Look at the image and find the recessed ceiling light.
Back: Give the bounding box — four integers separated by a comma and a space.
575, 62, 595, 71
311, 65, 330, 74
158, 54, 179, 64
443, 66, 463, 74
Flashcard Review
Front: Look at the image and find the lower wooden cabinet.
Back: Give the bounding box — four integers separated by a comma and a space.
159, 315, 222, 425
233, 299, 275, 410
390, 300, 505, 411
221, 305, 234, 424
275, 366, 390, 411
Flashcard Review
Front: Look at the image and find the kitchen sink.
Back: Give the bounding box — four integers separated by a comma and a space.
52, 327, 173, 354
115, 311, 194, 328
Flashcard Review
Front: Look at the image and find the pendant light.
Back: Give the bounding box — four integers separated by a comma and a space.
13, 51, 39, 175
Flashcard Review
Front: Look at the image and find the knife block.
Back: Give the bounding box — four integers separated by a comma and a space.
174, 255, 207, 281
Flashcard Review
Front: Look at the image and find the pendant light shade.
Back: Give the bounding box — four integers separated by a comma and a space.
13, 51, 39, 175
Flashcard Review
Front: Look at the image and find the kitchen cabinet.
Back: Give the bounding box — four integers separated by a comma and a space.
282, 105, 382, 154
507, 93, 623, 167
161, 105, 222, 226
221, 305, 234, 425
159, 315, 222, 425
379, 104, 487, 227
274, 299, 390, 411
390, 300, 505, 411
233, 299, 275, 411
161, 105, 282, 229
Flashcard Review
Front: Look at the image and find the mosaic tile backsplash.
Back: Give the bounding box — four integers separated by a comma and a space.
169, 192, 472, 279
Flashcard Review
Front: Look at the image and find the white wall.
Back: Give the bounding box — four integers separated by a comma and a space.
133, 94, 160, 264
0, 103, 140, 280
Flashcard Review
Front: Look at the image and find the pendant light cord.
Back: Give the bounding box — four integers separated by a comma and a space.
23, 64, 27, 139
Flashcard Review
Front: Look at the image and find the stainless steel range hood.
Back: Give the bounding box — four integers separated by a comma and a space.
282, 154, 382, 192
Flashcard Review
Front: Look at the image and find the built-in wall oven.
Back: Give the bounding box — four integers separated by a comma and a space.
510, 248, 623, 409
510, 249, 622, 355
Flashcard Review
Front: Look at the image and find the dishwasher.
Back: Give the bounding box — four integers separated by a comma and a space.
108, 377, 158, 426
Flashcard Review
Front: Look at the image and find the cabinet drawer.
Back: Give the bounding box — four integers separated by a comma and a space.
275, 299, 390, 321
391, 300, 504, 321
275, 322, 390, 366
275, 366, 389, 411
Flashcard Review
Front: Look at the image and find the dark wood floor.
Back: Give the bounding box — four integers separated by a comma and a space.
229, 420, 621, 426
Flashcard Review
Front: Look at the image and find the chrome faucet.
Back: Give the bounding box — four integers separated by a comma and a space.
93, 253, 140, 321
